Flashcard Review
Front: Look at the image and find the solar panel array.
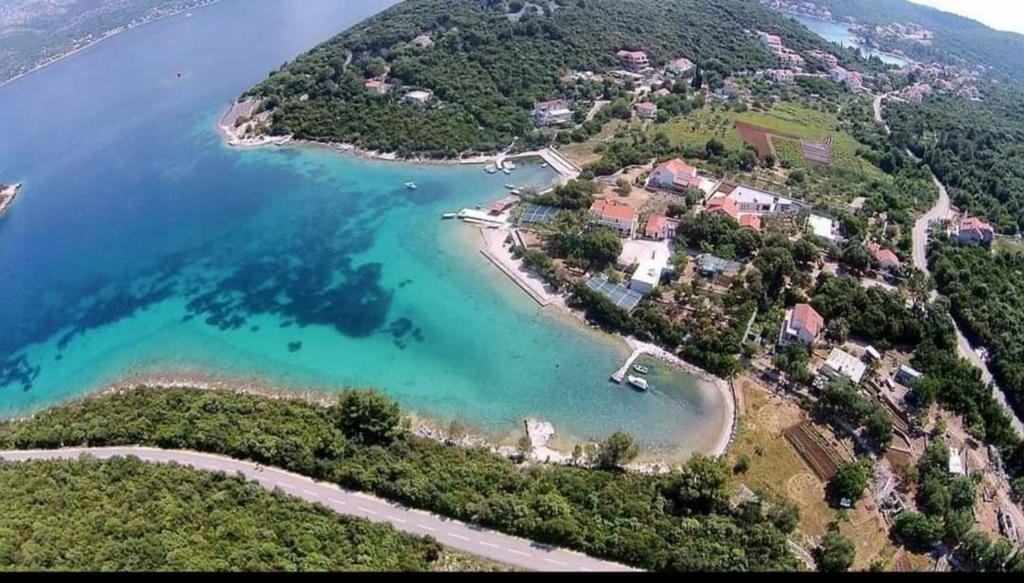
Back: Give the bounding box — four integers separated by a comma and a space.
519, 204, 558, 225
586, 274, 643, 312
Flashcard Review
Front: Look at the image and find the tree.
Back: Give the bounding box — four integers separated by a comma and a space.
824, 318, 850, 344
669, 454, 729, 514
958, 531, 1013, 571
596, 431, 638, 469
815, 524, 855, 572
864, 407, 894, 448
841, 242, 872, 273
828, 460, 870, 504
892, 511, 942, 551
615, 177, 632, 195
335, 389, 403, 444
705, 138, 726, 158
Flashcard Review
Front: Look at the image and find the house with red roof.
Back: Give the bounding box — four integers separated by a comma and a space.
617, 50, 650, 72
365, 79, 390, 95
634, 101, 658, 120
648, 158, 700, 193
779, 303, 825, 347
707, 195, 738, 219
738, 215, 762, 231
956, 216, 995, 245
868, 241, 901, 271
590, 199, 637, 237
643, 214, 680, 240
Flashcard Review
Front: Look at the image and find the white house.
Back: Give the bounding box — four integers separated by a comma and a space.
629, 258, 664, 294
533, 99, 573, 127
808, 214, 843, 242
779, 303, 825, 347
956, 216, 995, 245
403, 90, 433, 107
823, 348, 867, 385
648, 158, 700, 192
589, 199, 637, 237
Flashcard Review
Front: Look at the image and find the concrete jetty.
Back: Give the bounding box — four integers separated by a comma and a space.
610, 348, 643, 383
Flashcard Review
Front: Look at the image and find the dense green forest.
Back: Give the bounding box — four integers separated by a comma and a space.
930, 239, 1024, 449
808, 0, 1024, 80
0, 387, 799, 572
0, 456, 441, 571
248, 0, 837, 157
886, 88, 1024, 232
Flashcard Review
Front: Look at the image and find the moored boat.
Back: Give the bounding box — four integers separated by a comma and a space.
627, 375, 649, 391
632, 364, 649, 375
441, 212, 457, 220
405, 182, 418, 190
485, 164, 498, 174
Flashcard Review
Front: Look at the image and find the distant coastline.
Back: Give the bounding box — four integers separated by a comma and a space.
0, 0, 222, 89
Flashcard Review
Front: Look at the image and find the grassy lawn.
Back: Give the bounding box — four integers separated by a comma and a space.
649, 101, 892, 205
559, 118, 631, 168
993, 236, 1024, 256
729, 376, 901, 571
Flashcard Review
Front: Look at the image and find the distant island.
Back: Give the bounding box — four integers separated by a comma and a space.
0, 0, 220, 87
0, 182, 21, 216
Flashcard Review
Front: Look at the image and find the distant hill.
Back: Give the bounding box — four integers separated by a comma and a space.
248, 0, 844, 157
0, 0, 216, 85
808, 0, 1024, 79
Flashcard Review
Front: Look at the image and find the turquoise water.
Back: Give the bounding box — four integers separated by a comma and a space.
0, 0, 724, 455
790, 13, 910, 67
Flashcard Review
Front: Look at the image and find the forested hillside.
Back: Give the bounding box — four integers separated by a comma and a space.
0, 456, 443, 571
248, 0, 837, 157
809, 0, 1024, 80
886, 87, 1024, 233
0, 387, 800, 572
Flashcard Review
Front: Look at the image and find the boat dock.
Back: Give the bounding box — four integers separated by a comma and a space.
610, 348, 644, 383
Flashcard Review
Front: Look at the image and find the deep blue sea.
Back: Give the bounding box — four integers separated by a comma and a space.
790, 13, 910, 67
0, 0, 725, 455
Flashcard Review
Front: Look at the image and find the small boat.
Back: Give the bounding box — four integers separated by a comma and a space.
505, 184, 516, 189
510, 189, 521, 196
541, 163, 549, 168
632, 364, 650, 375
627, 375, 649, 391
485, 165, 498, 174
405, 182, 418, 190
505, 162, 517, 171
441, 213, 457, 220
502, 167, 512, 175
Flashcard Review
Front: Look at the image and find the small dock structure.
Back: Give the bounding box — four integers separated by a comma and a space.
611, 348, 644, 383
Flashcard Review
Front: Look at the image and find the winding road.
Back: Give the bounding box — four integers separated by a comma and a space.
875, 94, 1024, 437
0, 447, 638, 573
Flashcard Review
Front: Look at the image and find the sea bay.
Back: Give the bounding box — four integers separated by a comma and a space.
0, 0, 726, 457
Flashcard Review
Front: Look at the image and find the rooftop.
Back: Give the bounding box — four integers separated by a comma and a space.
824, 348, 867, 385
591, 199, 636, 222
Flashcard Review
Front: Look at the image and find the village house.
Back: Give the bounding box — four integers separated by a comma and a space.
634, 101, 658, 120
738, 214, 762, 231
532, 99, 574, 127
666, 57, 695, 76
589, 199, 637, 237
956, 216, 995, 245
629, 259, 664, 294
364, 79, 390, 95
403, 90, 434, 107
808, 213, 844, 243
809, 49, 839, 69
779, 303, 825, 347
822, 347, 867, 385
779, 50, 805, 70
643, 214, 679, 240
617, 49, 650, 72
830, 66, 863, 90
706, 183, 803, 221
648, 158, 701, 192
697, 254, 742, 282
765, 69, 795, 84
868, 241, 901, 272
411, 34, 434, 49
759, 32, 783, 51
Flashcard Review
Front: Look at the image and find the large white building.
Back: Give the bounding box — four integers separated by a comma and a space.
822, 348, 867, 385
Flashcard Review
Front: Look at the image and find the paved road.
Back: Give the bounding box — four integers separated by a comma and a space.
0, 447, 637, 573
875, 93, 1024, 436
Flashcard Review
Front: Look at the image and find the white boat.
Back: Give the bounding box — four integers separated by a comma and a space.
632, 364, 650, 375
502, 167, 512, 175
405, 182, 418, 190
627, 375, 649, 391
505, 162, 517, 170
484, 165, 498, 174
541, 163, 549, 168
441, 213, 457, 220
504, 184, 516, 189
